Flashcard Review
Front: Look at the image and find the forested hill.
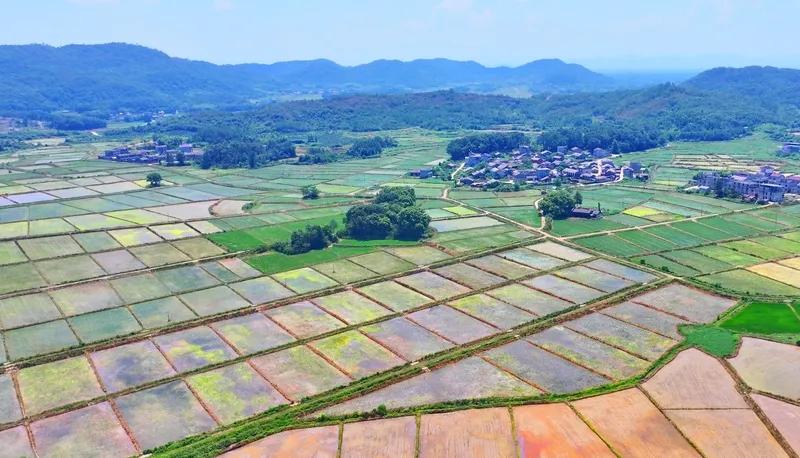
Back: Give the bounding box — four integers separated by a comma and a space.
0, 43, 613, 115
683, 66, 800, 106
148, 65, 800, 153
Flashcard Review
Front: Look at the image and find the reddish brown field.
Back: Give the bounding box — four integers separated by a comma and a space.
572, 389, 698, 457
513, 404, 614, 457
222, 425, 339, 458
728, 337, 800, 401
419, 408, 516, 458
751, 394, 800, 454
341, 417, 417, 458
642, 348, 747, 409
667, 409, 787, 458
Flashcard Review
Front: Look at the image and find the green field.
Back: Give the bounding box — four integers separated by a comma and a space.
246, 245, 377, 275
719, 302, 800, 335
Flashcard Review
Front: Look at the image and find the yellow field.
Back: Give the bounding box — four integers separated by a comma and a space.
747, 263, 800, 288
777, 257, 800, 270
623, 206, 663, 217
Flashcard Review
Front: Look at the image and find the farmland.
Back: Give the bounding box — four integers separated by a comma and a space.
0, 132, 799, 457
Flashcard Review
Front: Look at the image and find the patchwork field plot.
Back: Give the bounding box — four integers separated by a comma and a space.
272, 267, 339, 294
642, 348, 746, 409
357, 280, 433, 311
523, 275, 605, 304
433, 262, 505, 289
448, 294, 535, 329
30, 402, 137, 458
465, 254, 537, 279
154, 327, 237, 372
668, 409, 789, 457
265, 300, 346, 338
323, 357, 540, 415
360, 317, 453, 361
407, 305, 496, 344
91, 340, 176, 393
484, 340, 610, 393
0, 138, 795, 456
187, 363, 288, 424
116, 381, 217, 450
728, 337, 800, 401
250, 346, 351, 401
572, 389, 699, 457
395, 271, 471, 300
210, 314, 295, 355
309, 330, 405, 378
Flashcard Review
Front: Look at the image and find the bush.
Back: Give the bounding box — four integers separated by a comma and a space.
271, 221, 338, 255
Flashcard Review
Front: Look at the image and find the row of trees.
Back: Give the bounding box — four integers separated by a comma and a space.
200, 138, 295, 169
297, 136, 397, 165
345, 187, 431, 240
537, 123, 665, 153
346, 136, 397, 158
446, 132, 529, 160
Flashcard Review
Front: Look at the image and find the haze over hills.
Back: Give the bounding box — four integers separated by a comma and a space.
2, 42, 800, 142
0, 42, 641, 114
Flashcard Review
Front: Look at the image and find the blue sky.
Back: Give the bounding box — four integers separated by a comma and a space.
2, 0, 799, 71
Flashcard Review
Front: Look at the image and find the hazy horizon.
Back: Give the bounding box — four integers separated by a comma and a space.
2, 0, 799, 72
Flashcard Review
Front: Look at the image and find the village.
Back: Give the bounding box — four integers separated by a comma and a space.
447, 145, 648, 189
99, 141, 202, 165
688, 166, 800, 203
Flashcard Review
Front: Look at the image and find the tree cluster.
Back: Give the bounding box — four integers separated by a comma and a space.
271, 221, 339, 255
346, 136, 397, 158
446, 132, 529, 160
297, 147, 340, 164
345, 187, 431, 241
200, 138, 295, 169
48, 113, 107, 130
538, 189, 582, 219
301, 185, 319, 199
537, 123, 665, 153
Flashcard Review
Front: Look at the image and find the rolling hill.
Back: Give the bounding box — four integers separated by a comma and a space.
0, 43, 614, 114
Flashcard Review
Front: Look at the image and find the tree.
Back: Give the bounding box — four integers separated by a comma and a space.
345, 204, 397, 240
375, 186, 415, 207
538, 189, 576, 219
145, 172, 162, 187
176, 151, 186, 166
301, 185, 320, 200
396, 206, 431, 240
574, 191, 583, 205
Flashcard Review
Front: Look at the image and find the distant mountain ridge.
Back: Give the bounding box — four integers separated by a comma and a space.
0, 43, 614, 114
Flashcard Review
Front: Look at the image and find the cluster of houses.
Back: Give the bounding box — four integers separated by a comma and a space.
688, 167, 800, 203
99, 142, 201, 165
455, 145, 648, 189
777, 142, 800, 157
